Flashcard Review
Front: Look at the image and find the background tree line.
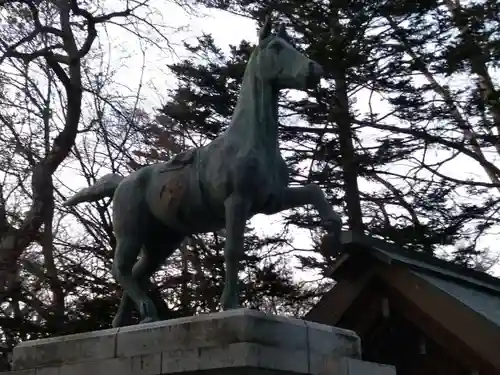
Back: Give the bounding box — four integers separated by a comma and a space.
0, 0, 498, 368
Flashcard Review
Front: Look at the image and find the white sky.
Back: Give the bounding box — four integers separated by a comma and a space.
63, 1, 500, 276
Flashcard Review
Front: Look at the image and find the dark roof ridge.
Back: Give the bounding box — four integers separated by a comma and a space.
340, 231, 500, 295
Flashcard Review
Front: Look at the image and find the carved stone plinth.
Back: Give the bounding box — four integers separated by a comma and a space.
5, 309, 396, 375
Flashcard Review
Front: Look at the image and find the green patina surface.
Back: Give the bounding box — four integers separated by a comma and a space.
64, 17, 342, 327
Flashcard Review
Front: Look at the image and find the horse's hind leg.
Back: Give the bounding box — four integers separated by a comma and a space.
112, 236, 159, 324
112, 237, 182, 328
112, 249, 157, 328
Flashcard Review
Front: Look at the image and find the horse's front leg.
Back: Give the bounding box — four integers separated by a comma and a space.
266, 184, 343, 250
220, 194, 251, 310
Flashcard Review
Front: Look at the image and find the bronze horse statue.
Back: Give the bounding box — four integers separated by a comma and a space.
64, 17, 342, 327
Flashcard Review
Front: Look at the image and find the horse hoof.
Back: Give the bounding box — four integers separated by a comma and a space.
320, 233, 342, 257
221, 302, 240, 311
140, 316, 158, 324
112, 316, 125, 328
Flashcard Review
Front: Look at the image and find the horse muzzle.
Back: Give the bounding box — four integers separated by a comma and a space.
306, 61, 324, 88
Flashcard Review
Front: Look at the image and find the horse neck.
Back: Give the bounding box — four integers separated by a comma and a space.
224, 66, 279, 155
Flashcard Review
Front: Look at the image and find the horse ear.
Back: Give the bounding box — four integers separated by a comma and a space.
277, 23, 287, 39
259, 15, 272, 41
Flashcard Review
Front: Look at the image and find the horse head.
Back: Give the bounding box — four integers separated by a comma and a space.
254, 16, 324, 90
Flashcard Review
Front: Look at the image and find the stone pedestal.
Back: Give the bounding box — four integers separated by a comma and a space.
5, 309, 395, 375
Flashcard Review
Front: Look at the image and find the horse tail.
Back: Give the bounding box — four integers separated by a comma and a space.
63, 173, 125, 206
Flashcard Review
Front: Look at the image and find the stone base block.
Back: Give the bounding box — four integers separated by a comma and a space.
4, 309, 395, 375
319, 357, 396, 375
